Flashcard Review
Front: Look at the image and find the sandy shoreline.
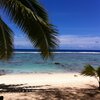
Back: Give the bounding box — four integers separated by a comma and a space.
0, 73, 99, 100
0, 73, 98, 88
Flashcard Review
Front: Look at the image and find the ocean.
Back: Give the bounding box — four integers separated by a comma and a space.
0, 50, 100, 74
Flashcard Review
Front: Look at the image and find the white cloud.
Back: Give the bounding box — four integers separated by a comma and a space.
59, 35, 100, 49
14, 35, 100, 49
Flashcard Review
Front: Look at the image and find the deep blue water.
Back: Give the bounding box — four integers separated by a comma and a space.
15, 49, 100, 53
0, 50, 100, 74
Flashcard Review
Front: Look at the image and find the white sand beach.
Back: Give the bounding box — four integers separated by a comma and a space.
0, 73, 98, 88
0, 73, 99, 100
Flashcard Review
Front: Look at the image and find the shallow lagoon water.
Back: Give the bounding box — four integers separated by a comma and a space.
0, 52, 100, 73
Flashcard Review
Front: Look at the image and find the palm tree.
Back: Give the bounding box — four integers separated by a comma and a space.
81, 64, 100, 90
0, 0, 58, 60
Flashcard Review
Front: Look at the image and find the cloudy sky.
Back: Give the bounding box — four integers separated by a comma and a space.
1, 0, 100, 49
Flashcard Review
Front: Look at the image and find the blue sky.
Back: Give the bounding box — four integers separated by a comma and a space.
0, 0, 100, 49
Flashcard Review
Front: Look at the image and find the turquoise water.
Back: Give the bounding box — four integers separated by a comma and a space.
0, 52, 100, 73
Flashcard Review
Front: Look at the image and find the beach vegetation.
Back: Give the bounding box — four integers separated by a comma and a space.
81, 64, 100, 90
0, 0, 58, 60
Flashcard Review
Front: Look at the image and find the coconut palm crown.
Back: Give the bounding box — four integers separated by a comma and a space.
0, 0, 58, 60
81, 64, 100, 90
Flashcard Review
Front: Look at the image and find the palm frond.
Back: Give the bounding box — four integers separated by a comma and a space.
81, 64, 96, 76
19, 0, 48, 21
96, 67, 100, 78
1, 0, 58, 59
0, 17, 13, 60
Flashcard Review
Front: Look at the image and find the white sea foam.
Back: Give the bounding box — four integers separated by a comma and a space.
14, 52, 40, 54
14, 52, 100, 54
53, 52, 100, 54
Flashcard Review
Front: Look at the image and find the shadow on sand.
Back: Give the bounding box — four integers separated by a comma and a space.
0, 84, 100, 100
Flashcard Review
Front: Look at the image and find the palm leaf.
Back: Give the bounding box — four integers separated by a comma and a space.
0, 0, 58, 59
81, 64, 96, 76
19, 0, 48, 21
96, 67, 100, 78
0, 17, 13, 60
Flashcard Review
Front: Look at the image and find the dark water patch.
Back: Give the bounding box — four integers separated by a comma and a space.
0, 69, 13, 75
34, 61, 45, 64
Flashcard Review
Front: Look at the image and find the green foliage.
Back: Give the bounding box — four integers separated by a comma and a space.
81, 64, 100, 89
96, 67, 100, 78
81, 64, 96, 76
0, 17, 13, 60
0, 0, 58, 60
